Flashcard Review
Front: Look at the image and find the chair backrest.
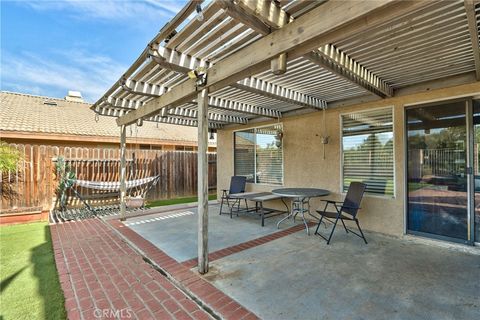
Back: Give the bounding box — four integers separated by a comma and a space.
341, 182, 366, 217
229, 176, 247, 194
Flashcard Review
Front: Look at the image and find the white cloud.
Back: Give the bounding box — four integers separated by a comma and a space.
1, 49, 127, 102
14, 0, 185, 21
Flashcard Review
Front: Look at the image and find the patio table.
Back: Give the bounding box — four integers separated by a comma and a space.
272, 188, 330, 235
227, 192, 289, 226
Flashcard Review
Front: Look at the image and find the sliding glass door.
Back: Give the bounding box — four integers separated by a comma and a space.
406, 100, 471, 243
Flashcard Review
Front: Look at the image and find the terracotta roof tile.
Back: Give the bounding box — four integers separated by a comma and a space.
0, 91, 202, 143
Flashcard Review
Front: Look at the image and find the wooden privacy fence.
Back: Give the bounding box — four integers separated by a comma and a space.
1, 144, 217, 212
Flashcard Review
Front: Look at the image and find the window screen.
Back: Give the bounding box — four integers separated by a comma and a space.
342, 108, 394, 196
234, 125, 283, 185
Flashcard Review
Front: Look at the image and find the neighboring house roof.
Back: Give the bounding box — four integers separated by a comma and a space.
0, 91, 210, 145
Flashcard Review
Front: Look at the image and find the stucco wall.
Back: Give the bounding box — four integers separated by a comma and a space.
217, 82, 480, 237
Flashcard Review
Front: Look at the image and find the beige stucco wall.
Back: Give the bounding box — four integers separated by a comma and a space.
217, 82, 480, 237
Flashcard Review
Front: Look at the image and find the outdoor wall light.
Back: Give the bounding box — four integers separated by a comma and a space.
188, 67, 207, 87
275, 128, 284, 148
209, 129, 216, 140
321, 107, 330, 159
196, 4, 204, 22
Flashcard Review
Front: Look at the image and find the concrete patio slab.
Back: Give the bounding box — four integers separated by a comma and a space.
124, 204, 297, 262
203, 230, 480, 320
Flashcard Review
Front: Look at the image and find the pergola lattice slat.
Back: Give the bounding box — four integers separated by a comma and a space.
464, 0, 480, 80
121, 79, 167, 97
167, 106, 249, 124
226, 0, 394, 98
151, 46, 325, 110
117, 0, 418, 126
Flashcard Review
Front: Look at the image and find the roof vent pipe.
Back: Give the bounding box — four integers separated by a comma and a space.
65, 91, 84, 102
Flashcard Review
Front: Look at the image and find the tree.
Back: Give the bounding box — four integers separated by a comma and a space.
0, 142, 21, 172
0, 142, 22, 200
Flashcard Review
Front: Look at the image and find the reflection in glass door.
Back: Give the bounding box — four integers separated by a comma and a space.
406, 101, 469, 242
474, 100, 480, 243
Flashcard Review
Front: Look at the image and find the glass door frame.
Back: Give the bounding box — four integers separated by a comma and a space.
404, 98, 475, 245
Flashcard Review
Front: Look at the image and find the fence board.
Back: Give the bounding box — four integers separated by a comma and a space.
1, 144, 217, 212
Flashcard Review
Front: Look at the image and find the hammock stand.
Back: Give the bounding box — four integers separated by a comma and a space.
56, 175, 160, 221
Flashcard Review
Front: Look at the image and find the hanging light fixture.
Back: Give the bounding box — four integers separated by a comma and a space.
274, 119, 283, 148
321, 107, 330, 160
209, 129, 216, 140
196, 4, 204, 22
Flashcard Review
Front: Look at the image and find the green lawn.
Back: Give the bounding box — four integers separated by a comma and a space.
146, 194, 217, 208
0, 222, 66, 320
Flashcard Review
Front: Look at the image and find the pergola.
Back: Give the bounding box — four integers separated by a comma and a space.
91, 0, 480, 273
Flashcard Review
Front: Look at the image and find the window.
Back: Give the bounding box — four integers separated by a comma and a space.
234, 124, 283, 185
342, 108, 394, 196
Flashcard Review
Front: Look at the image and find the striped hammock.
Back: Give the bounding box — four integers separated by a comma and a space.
73, 176, 159, 191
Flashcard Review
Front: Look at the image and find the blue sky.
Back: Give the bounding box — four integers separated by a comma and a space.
1, 0, 188, 102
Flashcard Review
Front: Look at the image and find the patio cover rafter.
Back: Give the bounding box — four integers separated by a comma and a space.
121, 78, 167, 98
206, 95, 281, 118
105, 96, 144, 110
224, 0, 394, 98
232, 78, 326, 110
166, 106, 249, 124
117, 0, 428, 126
150, 46, 325, 110
149, 114, 224, 129
464, 0, 480, 80
98, 0, 199, 104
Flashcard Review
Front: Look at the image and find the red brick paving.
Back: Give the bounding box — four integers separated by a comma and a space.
51, 219, 212, 320
52, 216, 307, 320
181, 222, 313, 268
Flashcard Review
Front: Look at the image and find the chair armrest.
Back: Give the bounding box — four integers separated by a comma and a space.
341, 205, 361, 210
321, 199, 344, 204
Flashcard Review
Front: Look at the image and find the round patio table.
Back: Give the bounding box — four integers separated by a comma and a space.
272, 188, 330, 235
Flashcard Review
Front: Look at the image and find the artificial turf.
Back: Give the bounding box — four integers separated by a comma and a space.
0, 222, 66, 320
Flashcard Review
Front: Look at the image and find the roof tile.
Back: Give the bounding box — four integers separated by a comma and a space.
0, 91, 200, 143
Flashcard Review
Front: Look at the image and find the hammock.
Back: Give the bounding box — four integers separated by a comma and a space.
73, 176, 159, 191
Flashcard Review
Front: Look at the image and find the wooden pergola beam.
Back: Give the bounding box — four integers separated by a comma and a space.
464, 0, 480, 80
218, 0, 290, 74
117, 0, 424, 126
97, 0, 200, 103
149, 47, 209, 74
226, 0, 394, 98
151, 46, 324, 109
307, 45, 394, 98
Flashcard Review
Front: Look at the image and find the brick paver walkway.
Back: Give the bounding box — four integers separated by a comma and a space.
51, 219, 212, 320
51, 217, 307, 319
109, 220, 259, 320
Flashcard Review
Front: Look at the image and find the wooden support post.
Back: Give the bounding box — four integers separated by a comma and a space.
119, 125, 127, 221
197, 88, 209, 274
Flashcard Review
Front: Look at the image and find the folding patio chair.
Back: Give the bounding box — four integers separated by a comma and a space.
314, 182, 367, 245
219, 176, 247, 216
